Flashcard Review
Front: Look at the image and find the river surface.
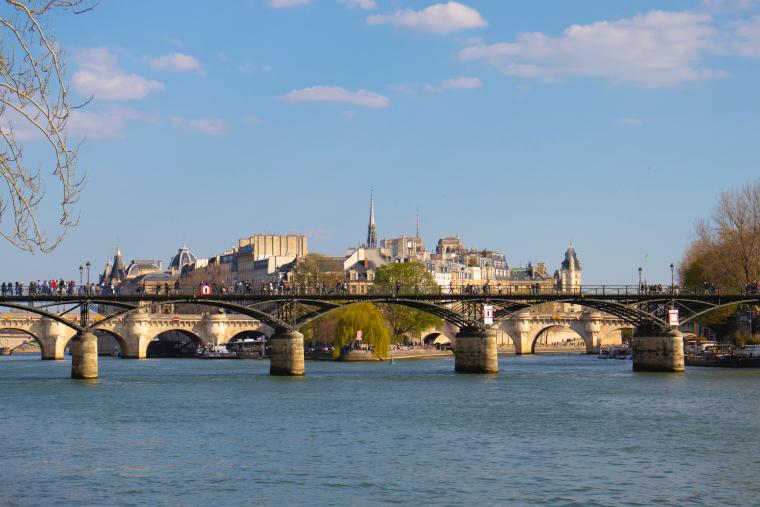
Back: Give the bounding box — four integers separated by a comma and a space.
1, 354, 759, 506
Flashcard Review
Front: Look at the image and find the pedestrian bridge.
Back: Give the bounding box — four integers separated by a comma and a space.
1, 288, 758, 378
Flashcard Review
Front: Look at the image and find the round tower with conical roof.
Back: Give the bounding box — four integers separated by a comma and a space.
560, 242, 582, 291
108, 246, 126, 284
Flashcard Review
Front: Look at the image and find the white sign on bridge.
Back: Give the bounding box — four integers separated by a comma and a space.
668, 309, 680, 326
483, 305, 494, 326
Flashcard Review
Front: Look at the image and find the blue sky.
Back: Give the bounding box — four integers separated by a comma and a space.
2, 0, 760, 284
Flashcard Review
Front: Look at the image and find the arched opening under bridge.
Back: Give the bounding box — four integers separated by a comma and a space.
226, 330, 268, 359
147, 330, 203, 358
0, 328, 43, 357
531, 325, 588, 354
421, 332, 453, 349
91, 329, 127, 357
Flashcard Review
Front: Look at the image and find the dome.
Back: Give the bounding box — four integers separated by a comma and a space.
169, 245, 197, 271
561, 243, 581, 271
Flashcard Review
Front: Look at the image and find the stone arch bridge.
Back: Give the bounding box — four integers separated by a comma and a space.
1, 290, 757, 378
0, 311, 263, 360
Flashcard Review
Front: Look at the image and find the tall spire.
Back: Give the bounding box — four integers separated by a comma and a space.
367, 190, 377, 248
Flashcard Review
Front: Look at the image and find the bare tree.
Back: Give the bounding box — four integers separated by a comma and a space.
681, 179, 760, 289
0, 0, 94, 253
714, 180, 760, 285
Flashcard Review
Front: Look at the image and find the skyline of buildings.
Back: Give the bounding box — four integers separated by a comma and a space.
95, 192, 582, 295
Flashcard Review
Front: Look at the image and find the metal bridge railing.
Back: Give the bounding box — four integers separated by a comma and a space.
2, 282, 758, 299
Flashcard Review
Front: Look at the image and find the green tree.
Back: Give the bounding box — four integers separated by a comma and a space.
374, 262, 443, 342
332, 303, 390, 359
693, 304, 740, 340
374, 261, 440, 294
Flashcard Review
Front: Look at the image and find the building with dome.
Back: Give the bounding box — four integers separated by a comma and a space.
168, 245, 197, 275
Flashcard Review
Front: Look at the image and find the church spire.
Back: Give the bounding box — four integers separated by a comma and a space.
416, 208, 420, 240
367, 190, 377, 248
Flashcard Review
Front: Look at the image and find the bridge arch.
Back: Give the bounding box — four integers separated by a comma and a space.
680, 299, 760, 326
90, 328, 128, 357
90, 299, 290, 334
147, 329, 204, 358
422, 332, 453, 347
0, 303, 83, 332
0, 328, 47, 357
296, 298, 470, 330
530, 325, 589, 354
228, 329, 268, 342
493, 298, 666, 330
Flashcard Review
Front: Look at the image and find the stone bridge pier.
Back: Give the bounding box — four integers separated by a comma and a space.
632, 329, 685, 372
454, 326, 498, 374
269, 330, 305, 376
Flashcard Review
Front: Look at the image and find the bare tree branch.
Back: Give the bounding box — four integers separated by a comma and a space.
0, 0, 94, 252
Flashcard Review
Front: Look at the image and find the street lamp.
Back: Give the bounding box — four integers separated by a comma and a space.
85, 261, 91, 296
670, 263, 675, 294
79, 265, 83, 286
638, 266, 643, 292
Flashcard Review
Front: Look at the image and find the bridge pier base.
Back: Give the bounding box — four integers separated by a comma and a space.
0, 347, 11, 356
632, 330, 684, 372
269, 330, 305, 376
71, 331, 99, 380
454, 327, 498, 374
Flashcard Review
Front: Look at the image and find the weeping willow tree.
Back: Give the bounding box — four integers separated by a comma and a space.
332, 303, 390, 359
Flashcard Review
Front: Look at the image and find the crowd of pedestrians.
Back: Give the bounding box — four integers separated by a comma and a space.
640, 283, 668, 295
745, 280, 759, 295
2, 280, 83, 296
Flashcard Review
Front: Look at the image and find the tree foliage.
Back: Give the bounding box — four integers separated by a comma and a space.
374, 261, 439, 294
680, 179, 760, 290
374, 261, 443, 341
0, 0, 95, 252
291, 253, 344, 292
332, 303, 390, 359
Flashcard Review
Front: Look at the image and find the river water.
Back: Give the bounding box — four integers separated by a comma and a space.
1, 354, 759, 506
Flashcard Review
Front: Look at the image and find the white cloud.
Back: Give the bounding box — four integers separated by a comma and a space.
72, 47, 165, 100
460, 10, 727, 87
391, 77, 482, 93
427, 76, 482, 91
69, 105, 158, 139
172, 116, 228, 135
270, 0, 311, 8
615, 117, 644, 126
367, 2, 487, 34
150, 52, 205, 75
339, 0, 376, 10
281, 86, 390, 108
733, 15, 760, 56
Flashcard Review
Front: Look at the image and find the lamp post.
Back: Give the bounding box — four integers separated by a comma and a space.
79, 265, 83, 286
638, 266, 643, 293
670, 263, 675, 294
85, 261, 91, 296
